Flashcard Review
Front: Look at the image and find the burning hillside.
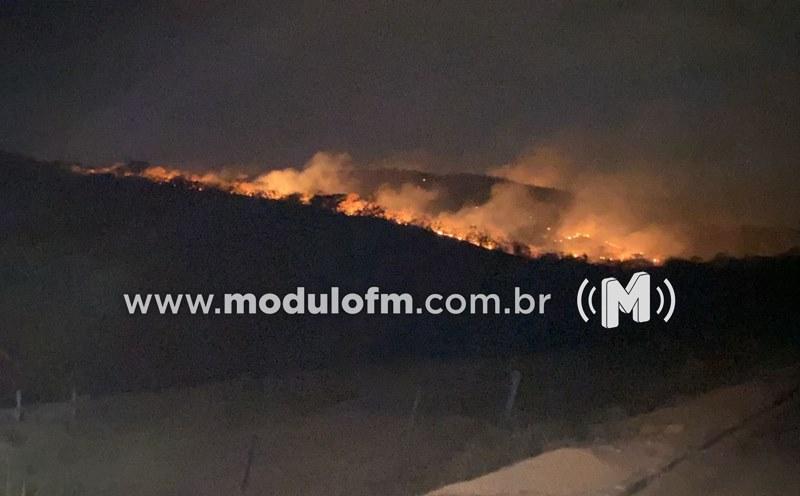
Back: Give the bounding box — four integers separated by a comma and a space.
72, 151, 799, 262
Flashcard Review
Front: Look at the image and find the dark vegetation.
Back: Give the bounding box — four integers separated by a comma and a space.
1, 151, 799, 404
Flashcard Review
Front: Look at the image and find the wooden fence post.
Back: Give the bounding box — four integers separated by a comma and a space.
13, 391, 21, 422
70, 386, 77, 420
407, 387, 422, 433
504, 370, 522, 420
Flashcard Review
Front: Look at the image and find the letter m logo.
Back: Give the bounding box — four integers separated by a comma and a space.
600, 272, 651, 328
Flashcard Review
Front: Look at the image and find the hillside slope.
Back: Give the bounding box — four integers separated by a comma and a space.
1, 152, 799, 400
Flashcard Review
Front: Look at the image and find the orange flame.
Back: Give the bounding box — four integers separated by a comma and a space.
71, 163, 663, 264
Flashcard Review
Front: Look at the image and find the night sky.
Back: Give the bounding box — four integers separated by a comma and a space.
2, 1, 799, 220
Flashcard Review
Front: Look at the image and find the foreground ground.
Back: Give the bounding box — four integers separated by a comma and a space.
638, 387, 800, 496
1, 347, 797, 495
430, 366, 799, 496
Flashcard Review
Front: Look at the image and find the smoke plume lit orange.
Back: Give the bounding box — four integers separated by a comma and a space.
72, 150, 799, 263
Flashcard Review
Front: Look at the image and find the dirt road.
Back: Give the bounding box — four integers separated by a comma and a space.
429, 367, 800, 496
637, 395, 800, 496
